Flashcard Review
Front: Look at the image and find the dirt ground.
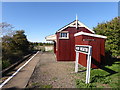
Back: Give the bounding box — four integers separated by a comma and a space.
26, 52, 86, 88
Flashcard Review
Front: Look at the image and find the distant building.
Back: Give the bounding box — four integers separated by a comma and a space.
45, 45, 53, 51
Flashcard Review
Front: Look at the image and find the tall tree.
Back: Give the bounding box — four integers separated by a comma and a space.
1, 22, 33, 69
12, 30, 30, 54
93, 17, 120, 57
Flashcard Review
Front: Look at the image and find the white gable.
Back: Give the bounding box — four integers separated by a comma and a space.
57, 20, 95, 33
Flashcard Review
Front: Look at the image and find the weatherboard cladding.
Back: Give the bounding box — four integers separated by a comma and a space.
75, 34, 106, 68
56, 27, 93, 61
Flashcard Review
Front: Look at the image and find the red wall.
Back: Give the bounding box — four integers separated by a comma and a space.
56, 27, 93, 61
53, 41, 56, 54
75, 35, 105, 68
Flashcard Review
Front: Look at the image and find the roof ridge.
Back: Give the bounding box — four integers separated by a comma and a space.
56, 20, 76, 33
56, 20, 95, 33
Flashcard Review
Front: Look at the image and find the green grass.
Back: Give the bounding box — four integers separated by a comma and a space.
31, 82, 53, 88
75, 60, 120, 88
31, 82, 39, 87
76, 79, 97, 88
52, 77, 58, 80
41, 85, 53, 88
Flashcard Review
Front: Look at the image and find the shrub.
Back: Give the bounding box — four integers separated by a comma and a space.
93, 17, 120, 57
2, 60, 11, 69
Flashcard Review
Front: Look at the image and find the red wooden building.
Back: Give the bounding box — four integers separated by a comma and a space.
46, 19, 95, 61
74, 32, 107, 68
45, 17, 107, 68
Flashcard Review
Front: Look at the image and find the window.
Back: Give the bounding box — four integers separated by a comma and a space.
60, 33, 67, 37
59, 32, 69, 39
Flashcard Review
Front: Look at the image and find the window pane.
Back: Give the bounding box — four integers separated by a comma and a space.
60, 33, 68, 38
63, 33, 65, 37
65, 33, 67, 37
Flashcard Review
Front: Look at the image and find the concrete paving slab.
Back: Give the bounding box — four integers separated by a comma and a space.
2, 51, 41, 89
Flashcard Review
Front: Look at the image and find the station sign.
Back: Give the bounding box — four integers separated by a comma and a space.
75, 45, 92, 84
75, 45, 89, 54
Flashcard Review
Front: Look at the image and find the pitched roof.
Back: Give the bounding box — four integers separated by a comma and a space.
45, 34, 56, 41
56, 20, 95, 33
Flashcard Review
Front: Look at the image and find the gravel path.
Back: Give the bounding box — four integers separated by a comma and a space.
27, 52, 85, 88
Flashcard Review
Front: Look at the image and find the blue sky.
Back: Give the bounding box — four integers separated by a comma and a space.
2, 2, 118, 42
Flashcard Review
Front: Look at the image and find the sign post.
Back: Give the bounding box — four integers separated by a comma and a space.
85, 46, 92, 84
75, 52, 79, 72
75, 45, 92, 84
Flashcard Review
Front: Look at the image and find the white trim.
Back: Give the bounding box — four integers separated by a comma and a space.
59, 37, 69, 39
59, 32, 69, 39
45, 34, 56, 41
57, 20, 95, 33
75, 45, 91, 54
74, 32, 107, 39
86, 46, 92, 84
75, 45, 92, 83
75, 45, 92, 47
77, 21, 95, 33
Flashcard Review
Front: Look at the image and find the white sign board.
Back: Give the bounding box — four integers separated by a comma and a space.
75, 45, 89, 54
75, 45, 92, 84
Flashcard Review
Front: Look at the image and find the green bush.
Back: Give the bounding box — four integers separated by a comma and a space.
2, 60, 11, 69
93, 17, 120, 57
2, 30, 32, 69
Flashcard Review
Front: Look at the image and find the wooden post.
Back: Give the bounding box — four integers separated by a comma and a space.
75, 52, 79, 73
86, 46, 92, 84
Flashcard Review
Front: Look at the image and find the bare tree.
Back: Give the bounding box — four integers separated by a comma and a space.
0, 22, 16, 37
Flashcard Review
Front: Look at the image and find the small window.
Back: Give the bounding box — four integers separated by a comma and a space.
60, 33, 67, 37
59, 32, 69, 39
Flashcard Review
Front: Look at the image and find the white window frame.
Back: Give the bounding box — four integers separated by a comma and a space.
59, 31, 69, 39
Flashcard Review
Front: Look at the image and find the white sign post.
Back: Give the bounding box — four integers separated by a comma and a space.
75, 45, 92, 84
85, 46, 92, 84
75, 52, 79, 73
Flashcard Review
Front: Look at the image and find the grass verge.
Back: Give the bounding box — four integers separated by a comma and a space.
75, 60, 120, 88
30, 82, 53, 88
